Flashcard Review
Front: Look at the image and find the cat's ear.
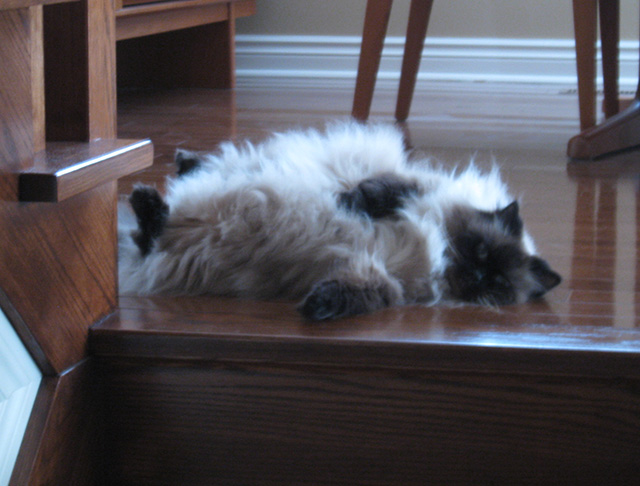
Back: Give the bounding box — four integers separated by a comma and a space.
529, 256, 562, 296
496, 201, 523, 237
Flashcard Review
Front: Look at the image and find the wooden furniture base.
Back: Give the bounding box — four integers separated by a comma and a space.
567, 0, 640, 159
567, 98, 640, 159
115, 0, 255, 90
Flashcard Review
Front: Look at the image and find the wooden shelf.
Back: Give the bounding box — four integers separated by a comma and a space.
19, 139, 152, 202
115, 0, 255, 90
115, 0, 255, 41
0, 0, 76, 11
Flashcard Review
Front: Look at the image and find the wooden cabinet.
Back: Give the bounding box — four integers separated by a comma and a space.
115, 0, 256, 89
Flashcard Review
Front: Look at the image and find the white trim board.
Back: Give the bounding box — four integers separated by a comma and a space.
0, 309, 41, 486
235, 35, 639, 92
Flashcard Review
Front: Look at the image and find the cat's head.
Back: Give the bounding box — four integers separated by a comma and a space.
444, 201, 561, 306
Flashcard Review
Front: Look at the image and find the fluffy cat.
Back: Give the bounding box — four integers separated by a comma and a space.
119, 122, 561, 320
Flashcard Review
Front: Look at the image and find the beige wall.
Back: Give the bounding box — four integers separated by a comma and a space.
237, 0, 638, 40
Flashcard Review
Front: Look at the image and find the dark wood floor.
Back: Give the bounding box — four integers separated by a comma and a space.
91, 84, 640, 485
110, 85, 640, 357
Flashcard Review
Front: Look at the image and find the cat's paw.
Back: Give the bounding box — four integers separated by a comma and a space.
299, 280, 391, 321
129, 185, 168, 234
175, 149, 203, 177
299, 280, 349, 321
129, 185, 169, 256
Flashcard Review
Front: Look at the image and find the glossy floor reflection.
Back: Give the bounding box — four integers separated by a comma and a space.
115, 85, 640, 356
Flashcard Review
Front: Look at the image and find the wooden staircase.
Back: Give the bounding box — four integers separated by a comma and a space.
2, 0, 246, 483
1, 0, 153, 483
91, 294, 640, 485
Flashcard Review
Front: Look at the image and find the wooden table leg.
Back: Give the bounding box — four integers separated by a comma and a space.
352, 0, 394, 121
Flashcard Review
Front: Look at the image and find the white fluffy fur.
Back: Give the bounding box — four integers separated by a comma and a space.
119, 122, 536, 307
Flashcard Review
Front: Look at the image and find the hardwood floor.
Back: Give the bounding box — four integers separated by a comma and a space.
96, 84, 640, 484
115, 84, 640, 336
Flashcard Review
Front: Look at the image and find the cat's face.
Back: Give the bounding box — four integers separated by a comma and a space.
444, 202, 561, 306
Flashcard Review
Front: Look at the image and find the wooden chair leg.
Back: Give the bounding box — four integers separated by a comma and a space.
572, 0, 598, 131
352, 0, 393, 121
395, 0, 434, 121
599, 0, 620, 119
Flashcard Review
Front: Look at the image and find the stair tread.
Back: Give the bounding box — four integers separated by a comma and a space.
19, 139, 152, 202
91, 294, 640, 378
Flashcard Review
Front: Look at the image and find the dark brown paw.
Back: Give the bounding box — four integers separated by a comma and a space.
175, 149, 204, 177
299, 280, 389, 321
299, 281, 348, 321
129, 185, 169, 256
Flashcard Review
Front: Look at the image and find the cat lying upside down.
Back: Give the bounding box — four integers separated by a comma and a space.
119, 122, 561, 321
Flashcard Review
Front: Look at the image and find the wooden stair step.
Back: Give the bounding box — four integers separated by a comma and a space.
91, 295, 640, 378
92, 295, 640, 484
18, 139, 152, 202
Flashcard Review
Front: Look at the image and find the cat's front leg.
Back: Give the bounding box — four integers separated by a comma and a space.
299, 279, 399, 321
129, 185, 169, 256
338, 172, 419, 219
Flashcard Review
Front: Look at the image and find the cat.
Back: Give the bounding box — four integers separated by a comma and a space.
118, 122, 561, 321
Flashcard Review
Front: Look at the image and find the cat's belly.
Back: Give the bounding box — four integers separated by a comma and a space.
151, 186, 371, 298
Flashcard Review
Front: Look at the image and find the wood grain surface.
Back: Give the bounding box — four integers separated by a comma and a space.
99, 360, 640, 485
91, 86, 640, 484
10, 360, 103, 486
1, 182, 118, 373
116, 0, 254, 90
19, 139, 152, 202
43, 0, 117, 141
1, 0, 150, 482
0, 7, 43, 165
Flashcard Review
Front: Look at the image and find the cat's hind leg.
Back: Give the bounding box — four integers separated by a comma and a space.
338, 173, 419, 219
129, 185, 169, 256
175, 149, 204, 177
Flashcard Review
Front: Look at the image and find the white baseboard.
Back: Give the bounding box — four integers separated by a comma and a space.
235, 34, 639, 93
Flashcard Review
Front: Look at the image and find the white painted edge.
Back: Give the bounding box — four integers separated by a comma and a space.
0, 309, 42, 486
